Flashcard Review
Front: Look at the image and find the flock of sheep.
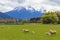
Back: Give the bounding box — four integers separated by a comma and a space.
23, 29, 56, 36
23, 29, 35, 34
46, 29, 56, 36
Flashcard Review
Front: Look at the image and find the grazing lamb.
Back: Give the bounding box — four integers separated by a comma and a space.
46, 32, 51, 36
23, 29, 29, 33
49, 29, 56, 35
46, 29, 56, 36
32, 31, 35, 34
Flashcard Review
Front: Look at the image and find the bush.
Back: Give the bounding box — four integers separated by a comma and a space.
41, 12, 59, 24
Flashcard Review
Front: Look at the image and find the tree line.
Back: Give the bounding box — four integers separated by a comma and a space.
23, 11, 60, 24
0, 11, 60, 24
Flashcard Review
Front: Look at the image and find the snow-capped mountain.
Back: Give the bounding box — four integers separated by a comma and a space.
5, 7, 44, 20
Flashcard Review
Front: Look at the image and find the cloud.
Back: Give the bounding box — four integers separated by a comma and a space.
0, 0, 60, 12
0, 0, 23, 12
19, 0, 60, 11
43, 0, 60, 6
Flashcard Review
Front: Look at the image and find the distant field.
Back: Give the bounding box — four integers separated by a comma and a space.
0, 23, 60, 40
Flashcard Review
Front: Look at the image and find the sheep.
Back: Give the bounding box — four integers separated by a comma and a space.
49, 29, 56, 35
32, 31, 35, 35
23, 29, 29, 33
46, 29, 56, 36
46, 32, 51, 36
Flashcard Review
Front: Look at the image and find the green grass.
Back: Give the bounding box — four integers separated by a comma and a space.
0, 23, 60, 40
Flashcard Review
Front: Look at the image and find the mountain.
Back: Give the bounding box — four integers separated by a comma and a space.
6, 7, 44, 20
0, 12, 13, 20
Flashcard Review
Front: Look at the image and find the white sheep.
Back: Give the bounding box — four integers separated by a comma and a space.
32, 31, 35, 34
23, 29, 29, 33
49, 29, 56, 35
46, 29, 56, 36
46, 32, 51, 36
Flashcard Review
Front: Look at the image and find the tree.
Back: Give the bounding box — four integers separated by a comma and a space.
41, 12, 59, 24
22, 20, 28, 23
30, 18, 40, 23
56, 11, 60, 24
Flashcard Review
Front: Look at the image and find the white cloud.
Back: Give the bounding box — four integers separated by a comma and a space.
0, 0, 21, 12
19, 0, 60, 11
0, 0, 60, 12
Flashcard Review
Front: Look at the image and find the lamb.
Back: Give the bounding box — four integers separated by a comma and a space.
32, 31, 35, 35
49, 29, 56, 35
46, 29, 56, 36
46, 32, 51, 36
23, 29, 29, 33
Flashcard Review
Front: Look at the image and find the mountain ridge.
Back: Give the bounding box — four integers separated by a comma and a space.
0, 7, 45, 20
6, 7, 44, 20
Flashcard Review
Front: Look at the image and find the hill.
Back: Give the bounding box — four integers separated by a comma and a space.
0, 12, 13, 20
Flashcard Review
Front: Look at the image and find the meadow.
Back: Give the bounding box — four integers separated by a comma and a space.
0, 23, 60, 40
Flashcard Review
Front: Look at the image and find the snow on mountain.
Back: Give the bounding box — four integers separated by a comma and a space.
6, 7, 45, 20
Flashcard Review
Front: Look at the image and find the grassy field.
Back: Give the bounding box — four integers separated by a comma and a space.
0, 23, 60, 40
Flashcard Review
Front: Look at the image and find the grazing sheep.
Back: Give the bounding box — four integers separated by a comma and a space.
23, 29, 29, 33
49, 29, 56, 35
32, 31, 35, 34
46, 32, 51, 36
46, 29, 56, 36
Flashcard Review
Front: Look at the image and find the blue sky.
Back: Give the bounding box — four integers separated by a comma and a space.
0, 0, 60, 12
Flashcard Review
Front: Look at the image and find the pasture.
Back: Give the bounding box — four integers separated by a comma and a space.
0, 23, 60, 40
